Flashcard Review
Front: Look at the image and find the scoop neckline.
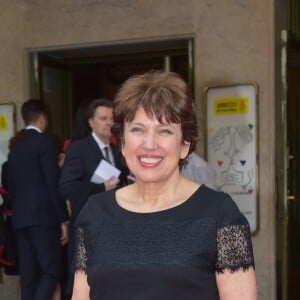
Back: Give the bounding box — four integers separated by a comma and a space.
112, 184, 204, 216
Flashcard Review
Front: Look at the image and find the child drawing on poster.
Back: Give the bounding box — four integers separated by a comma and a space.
209, 123, 255, 194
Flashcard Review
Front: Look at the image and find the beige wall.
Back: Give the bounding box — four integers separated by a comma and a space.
0, 1, 276, 299
0, 1, 25, 119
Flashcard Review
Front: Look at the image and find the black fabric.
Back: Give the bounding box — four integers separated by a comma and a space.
0, 210, 19, 274
7, 129, 68, 298
74, 185, 254, 300
15, 226, 62, 300
103, 146, 112, 164
7, 129, 69, 229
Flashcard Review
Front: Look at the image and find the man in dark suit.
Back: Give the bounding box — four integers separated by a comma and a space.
7, 99, 69, 300
60, 98, 129, 219
59, 98, 129, 297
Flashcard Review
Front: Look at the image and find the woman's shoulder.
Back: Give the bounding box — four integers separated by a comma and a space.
199, 186, 249, 228
76, 190, 116, 224
87, 190, 115, 210
191, 185, 244, 219
195, 184, 230, 205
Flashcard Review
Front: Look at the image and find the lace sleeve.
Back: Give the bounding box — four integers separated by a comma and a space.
74, 225, 87, 272
215, 196, 255, 274
216, 223, 254, 273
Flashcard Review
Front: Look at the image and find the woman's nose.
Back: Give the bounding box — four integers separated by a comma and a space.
143, 132, 157, 149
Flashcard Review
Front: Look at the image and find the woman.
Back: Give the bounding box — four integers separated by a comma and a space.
72, 71, 256, 300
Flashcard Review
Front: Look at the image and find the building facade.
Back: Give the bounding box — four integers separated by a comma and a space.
0, 1, 292, 299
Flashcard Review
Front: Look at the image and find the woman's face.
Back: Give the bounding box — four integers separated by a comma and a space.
122, 107, 190, 184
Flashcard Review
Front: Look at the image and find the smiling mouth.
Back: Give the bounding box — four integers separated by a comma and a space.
139, 157, 163, 164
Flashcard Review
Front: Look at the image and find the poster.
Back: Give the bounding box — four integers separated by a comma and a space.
0, 102, 16, 186
205, 84, 258, 233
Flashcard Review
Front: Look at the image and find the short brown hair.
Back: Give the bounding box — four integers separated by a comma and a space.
112, 70, 198, 168
21, 99, 46, 125
87, 98, 113, 119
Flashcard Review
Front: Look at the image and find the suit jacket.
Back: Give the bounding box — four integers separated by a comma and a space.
7, 129, 69, 230
59, 135, 128, 219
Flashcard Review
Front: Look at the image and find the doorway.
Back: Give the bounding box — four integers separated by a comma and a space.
286, 34, 300, 300
279, 31, 300, 300
29, 38, 194, 148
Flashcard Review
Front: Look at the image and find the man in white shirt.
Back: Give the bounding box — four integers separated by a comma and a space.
181, 151, 215, 189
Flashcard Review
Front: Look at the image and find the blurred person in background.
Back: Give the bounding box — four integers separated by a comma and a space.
8, 99, 69, 300
181, 151, 215, 189
60, 98, 129, 298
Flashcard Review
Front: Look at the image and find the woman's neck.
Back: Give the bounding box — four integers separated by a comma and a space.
129, 175, 195, 212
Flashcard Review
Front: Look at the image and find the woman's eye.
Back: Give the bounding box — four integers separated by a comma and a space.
160, 129, 173, 135
130, 127, 143, 133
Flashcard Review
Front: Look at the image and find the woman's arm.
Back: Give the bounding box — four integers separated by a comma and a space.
72, 271, 90, 300
216, 268, 257, 300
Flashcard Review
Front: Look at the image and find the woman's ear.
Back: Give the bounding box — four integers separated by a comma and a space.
181, 141, 191, 159
121, 140, 125, 157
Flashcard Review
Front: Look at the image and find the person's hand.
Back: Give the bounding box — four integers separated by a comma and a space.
58, 152, 65, 168
60, 221, 69, 246
104, 176, 120, 191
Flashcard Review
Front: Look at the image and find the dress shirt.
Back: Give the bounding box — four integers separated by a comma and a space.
26, 125, 42, 133
91, 132, 115, 166
181, 152, 215, 189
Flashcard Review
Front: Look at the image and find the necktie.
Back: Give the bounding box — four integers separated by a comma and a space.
103, 146, 112, 164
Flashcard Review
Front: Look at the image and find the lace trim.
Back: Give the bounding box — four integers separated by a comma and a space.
75, 226, 87, 272
216, 224, 254, 274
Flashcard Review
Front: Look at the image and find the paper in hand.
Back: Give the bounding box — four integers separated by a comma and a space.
90, 159, 121, 184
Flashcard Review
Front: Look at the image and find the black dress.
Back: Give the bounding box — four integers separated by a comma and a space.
74, 185, 254, 300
